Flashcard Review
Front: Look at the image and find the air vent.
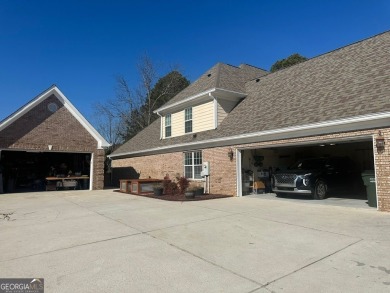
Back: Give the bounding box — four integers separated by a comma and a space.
47, 102, 58, 113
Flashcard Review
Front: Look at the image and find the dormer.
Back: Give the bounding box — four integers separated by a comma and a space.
154, 63, 267, 139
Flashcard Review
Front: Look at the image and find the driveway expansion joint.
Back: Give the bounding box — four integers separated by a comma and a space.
60, 196, 144, 232
0, 233, 143, 263
260, 238, 364, 289
146, 232, 264, 287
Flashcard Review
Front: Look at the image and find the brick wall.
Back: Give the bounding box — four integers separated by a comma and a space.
203, 147, 237, 195
112, 152, 183, 180
373, 130, 390, 212
112, 127, 390, 212
0, 95, 105, 190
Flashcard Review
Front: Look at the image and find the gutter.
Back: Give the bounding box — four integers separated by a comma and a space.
108, 111, 390, 159
156, 111, 163, 139
154, 88, 246, 114
209, 93, 218, 129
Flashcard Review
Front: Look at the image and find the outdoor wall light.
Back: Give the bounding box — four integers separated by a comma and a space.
376, 130, 385, 151
376, 137, 385, 150
228, 148, 234, 161
48, 145, 53, 151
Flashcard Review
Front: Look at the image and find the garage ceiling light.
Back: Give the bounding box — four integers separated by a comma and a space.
319, 144, 325, 147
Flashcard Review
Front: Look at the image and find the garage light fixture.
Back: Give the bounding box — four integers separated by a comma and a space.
48, 145, 53, 151
319, 144, 325, 147
376, 138, 385, 150
376, 135, 385, 151
228, 148, 234, 161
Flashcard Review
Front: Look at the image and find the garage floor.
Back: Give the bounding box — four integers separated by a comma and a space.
0, 190, 388, 292
247, 192, 372, 209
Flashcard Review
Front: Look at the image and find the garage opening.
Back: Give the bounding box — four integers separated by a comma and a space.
0, 150, 92, 193
239, 138, 374, 206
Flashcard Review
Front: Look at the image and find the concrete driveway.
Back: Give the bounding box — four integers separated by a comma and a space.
0, 190, 389, 293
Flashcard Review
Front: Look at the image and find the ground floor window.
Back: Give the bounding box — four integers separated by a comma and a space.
184, 151, 202, 179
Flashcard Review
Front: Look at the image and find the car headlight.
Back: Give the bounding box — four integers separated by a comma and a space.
303, 173, 311, 186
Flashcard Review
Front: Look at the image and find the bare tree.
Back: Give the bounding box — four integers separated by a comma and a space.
92, 54, 190, 143
93, 101, 122, 148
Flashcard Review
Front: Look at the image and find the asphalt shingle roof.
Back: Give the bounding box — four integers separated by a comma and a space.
112, 31, 390, 157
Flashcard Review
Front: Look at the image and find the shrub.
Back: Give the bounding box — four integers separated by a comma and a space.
176, 176, 190, 194
167, 182, 178, 195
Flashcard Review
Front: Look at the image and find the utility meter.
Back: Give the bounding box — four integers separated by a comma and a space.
201, 162, 210, 177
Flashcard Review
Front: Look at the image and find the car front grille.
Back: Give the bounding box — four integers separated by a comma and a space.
274, 174, 297, 184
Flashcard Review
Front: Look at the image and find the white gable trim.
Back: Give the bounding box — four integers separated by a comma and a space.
0, 86, 110, 149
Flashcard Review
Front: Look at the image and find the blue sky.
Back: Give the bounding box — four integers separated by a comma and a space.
1, 0, 389, 126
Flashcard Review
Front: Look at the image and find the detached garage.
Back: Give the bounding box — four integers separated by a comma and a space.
0, 85, 110, 193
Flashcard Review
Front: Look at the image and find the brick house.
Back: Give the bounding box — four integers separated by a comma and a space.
0, 85, 110, 192
109, 31, 390, 212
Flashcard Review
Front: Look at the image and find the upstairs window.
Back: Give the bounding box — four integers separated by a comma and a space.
184, 151, 202, 179
165, 114, 171, 137
185, 108, 192, 133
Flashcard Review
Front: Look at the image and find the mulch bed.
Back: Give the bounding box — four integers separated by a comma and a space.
114, 190, 232, 201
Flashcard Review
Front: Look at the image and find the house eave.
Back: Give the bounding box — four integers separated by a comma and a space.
109, 111, 390, 159
154, 88, 247, 114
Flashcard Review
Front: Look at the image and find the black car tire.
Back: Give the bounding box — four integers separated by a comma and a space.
313, 179, 327, 200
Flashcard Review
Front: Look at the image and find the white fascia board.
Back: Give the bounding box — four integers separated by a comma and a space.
109, 111, 390, 159
0, 88, 56, 132
154, 88, 216, 114
154, 88, 247, 114
54, 87, 110, 149
214, 88, 247, 101
0, 86, 110, 149
212, 95, 218, 129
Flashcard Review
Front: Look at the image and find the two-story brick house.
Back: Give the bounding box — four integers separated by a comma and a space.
110, 31, 390, 212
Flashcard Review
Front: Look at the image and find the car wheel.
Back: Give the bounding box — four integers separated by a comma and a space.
313, 180, 327, 200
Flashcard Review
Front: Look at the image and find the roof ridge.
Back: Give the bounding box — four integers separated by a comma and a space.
262, 30, 390, 78
215, 63, 222, 88
239, 63, 268, 72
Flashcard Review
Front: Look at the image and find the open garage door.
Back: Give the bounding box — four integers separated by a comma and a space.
0, 150, 92, 193
238, 138, 375, 207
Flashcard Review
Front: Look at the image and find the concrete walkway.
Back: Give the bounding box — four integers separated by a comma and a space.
0, 190, 389, 292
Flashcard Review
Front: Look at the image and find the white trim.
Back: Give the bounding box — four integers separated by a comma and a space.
109, 111, 390, 159
372, 135, 379, 210
164, 113, 172, 138
0, 86, 110, 149
211, 93, 218, 129
154, 87, 246, 114
89, 152, 94, 191
156, 89, 215, 113
184, 107, 193, 134
0, 148, 92, 154
236, 149, 242, 197
156, 112, 163, 140
237, 135, 373, 150
183, 150, 202, 180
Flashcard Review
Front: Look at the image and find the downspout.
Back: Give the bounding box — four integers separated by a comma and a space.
209, 93, 218, 129
236, 149, 242, 197
156, 112, 163, 139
